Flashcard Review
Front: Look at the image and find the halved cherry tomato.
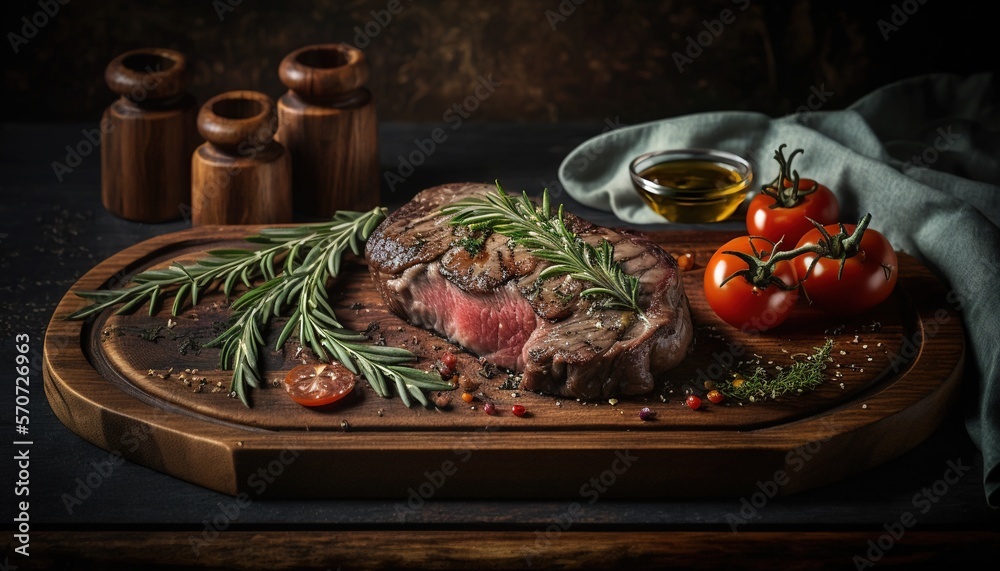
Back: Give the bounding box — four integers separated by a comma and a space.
793, 223, 898, 315
746, 145, 840, 246
704, 236, 799, 332
283, 363, 356, 407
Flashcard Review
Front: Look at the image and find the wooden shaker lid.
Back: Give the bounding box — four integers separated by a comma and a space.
197, 91, 278, 151
105, 48, 190, 101
278, 43, 369, 101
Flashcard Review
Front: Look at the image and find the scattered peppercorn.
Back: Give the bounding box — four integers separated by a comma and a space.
511, 404, 526, 417
434, 392, 452, 408
639, 407, 656, 421
483, 401, 497, 415
707, 390, 724, 404
461, 392, 474, 403
458, 376, 481, 392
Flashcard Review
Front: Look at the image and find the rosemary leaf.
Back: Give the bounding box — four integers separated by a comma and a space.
67, 207, 453, 408
442, 181, 644, 317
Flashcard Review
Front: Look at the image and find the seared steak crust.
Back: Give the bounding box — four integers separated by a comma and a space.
365, 183, 692, 400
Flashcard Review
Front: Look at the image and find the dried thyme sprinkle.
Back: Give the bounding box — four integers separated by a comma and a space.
717, 338, 834, 403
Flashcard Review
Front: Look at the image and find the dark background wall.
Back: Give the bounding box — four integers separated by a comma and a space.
2, 0, 991, 124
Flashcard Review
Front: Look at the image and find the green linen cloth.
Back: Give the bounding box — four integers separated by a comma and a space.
558, 72, 999, 507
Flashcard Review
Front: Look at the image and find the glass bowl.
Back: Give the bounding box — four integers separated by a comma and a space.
629, 148, 753, 223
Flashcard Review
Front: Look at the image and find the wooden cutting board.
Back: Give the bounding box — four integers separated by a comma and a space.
43, 226, 964, 500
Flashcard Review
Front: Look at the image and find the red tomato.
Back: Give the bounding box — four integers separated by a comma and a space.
704, 236, 800, 332
283, 363, 356, 407
793, 223, 898, 315
746, 178, 840, 246
685, 395, 702, 410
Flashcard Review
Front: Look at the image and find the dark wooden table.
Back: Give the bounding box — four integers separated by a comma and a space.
2, 122, 998, 570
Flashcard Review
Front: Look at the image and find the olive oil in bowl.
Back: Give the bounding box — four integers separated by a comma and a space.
629, 149, 752, 223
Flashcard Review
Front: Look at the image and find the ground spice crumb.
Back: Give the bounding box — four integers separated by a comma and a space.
377, 409, 384, 417
862, 404, 868, 409
341, 420, 350, 429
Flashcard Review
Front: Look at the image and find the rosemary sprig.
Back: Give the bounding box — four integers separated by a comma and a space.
442, 181, 645, 318
716, 338, 834, 403
67, 208, 453, 407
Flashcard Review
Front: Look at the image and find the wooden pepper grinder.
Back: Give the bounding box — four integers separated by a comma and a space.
277, 43, 380, 217
102, 48, 199, 222
191, 90, 293, 225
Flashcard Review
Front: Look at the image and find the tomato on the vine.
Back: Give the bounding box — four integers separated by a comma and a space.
793, 222, 898, 315
704, 236, 799, 332
746, 145, 840, 246
283, 363, 356, 407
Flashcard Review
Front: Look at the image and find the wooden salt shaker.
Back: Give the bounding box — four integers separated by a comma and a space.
191, 91, 293, 226
101, 48, 199, 222
277, 43, 380, 217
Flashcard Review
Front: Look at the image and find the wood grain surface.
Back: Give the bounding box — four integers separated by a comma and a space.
277, 43, 380, 216
42, 226, 964, 500
99, 48, 200, 223
191, 90, 293, 226
18, 530, 1000, 571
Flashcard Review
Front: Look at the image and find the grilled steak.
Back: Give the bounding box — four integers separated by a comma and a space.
365, 182, 692, 400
